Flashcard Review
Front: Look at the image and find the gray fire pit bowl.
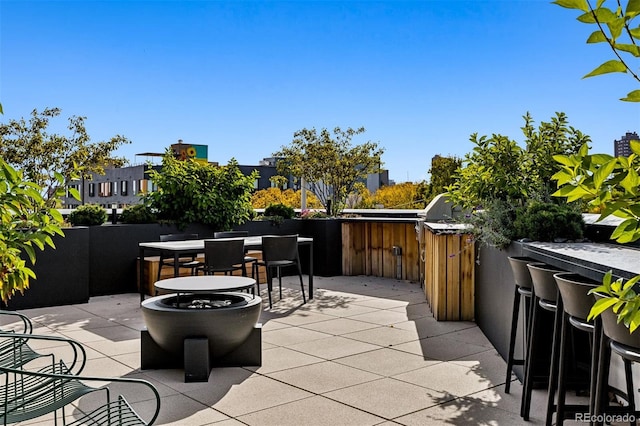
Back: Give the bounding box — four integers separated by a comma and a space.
141, 292, 262, 359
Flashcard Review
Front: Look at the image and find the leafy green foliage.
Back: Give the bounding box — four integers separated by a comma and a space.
68, 204, 107, 226
553, 0, 640, 331
554, 0, 640, 101
275, 127, 384, 216
553, 140, 640, 243
264, 203, 295, 219
554, 140, 640, 331
0, 158, 74, 303
0, 108, 130, 204
588, 272, 640, 332
446, 112, 589, 248
120, 204, 157, 224
427, 155, 462, 200
145, 153, 258, 231
513, 201, 585, 242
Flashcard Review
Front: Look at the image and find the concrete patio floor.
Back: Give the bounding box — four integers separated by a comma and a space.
8, 275, 582, 425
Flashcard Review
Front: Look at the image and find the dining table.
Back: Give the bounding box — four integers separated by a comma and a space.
139, 236, 314, 302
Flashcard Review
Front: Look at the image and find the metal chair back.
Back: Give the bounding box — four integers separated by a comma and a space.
214, 231, 249, 238
203, 238, 246, 274
527, 263, 563, 303
160, 233, 199, 242
261, 235, 299, 263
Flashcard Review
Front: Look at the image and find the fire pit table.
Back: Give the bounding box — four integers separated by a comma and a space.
141, 276, 262, 382
154, 275, 257, 299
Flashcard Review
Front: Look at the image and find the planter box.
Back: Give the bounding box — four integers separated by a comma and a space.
90, 223, 215, 296
234, 219, 342, 277
3, 227, 90, 310
300, 219, 342, 277
474, 242, 524, 362
233, 219, 301, 237
5, 218, 341, 309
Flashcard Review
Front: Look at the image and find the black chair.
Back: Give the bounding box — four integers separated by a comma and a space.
253, 235, 306, 309
213, 231, 257, 278
198, 238, 247, 277
521, 263, 564, 421
553, 272, 599, 425
505, 256, 538, 394
593, 293, 640, 424
156, 233, 202, 281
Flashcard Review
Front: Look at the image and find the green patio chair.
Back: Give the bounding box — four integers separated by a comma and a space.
0, 333, 160, 425
0, 311, 60, 371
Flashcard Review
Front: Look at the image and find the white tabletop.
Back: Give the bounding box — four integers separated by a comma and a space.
154, 275, 256, 294
139, 236, 313, 251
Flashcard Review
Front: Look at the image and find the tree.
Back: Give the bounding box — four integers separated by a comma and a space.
275, 127, 384, 216
0, 108, 130, 205
446, 112, 589, 248
427, 155, 462, 200
553, 0, 640, 102
251, 187, 322, 209
145, 153, 258, 230
373, 182, 428, 209
0, 159, 73, 303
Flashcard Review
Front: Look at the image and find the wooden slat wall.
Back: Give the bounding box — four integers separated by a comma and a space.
424, 229, 475, 321
341, 222, 421, 282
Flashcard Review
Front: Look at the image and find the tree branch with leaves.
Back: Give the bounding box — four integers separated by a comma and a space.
0, 108, 130, 205
275, 127, 384, 216
554, 0, 640, 102
553, 0, 640, 331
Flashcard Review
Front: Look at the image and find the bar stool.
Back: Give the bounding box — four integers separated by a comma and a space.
593, 295, 640, 424
521, 263, 564, 421
553, 272, 599, 426
505, 256, 539, 394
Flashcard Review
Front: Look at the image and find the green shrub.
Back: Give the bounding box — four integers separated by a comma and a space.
68, 204, 107, 226
513, 202, 584, 242
264, 203, 295, 219
120, 204, 157, 224
145, 154, 257, 230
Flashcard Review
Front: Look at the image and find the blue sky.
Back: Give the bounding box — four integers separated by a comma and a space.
1, 0, 638, 183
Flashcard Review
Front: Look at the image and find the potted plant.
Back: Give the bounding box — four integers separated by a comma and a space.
446, 112, 589, 251
0, 159, 76, 304
68, 204, 107, 226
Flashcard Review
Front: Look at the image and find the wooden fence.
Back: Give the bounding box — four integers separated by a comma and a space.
341, 220, 421, 282
423, 227, 475, 320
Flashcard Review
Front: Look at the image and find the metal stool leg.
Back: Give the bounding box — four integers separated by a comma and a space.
521, 295, 539, 420
506, 285, 522, 394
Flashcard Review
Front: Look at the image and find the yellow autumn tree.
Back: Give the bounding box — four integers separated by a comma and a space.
251, 188, 322, 209
373, 182, 428, 209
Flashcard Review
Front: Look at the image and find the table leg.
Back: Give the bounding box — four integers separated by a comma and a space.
174, 253, 180, 277
309, 242, 314, 299
139, 246, 146, 303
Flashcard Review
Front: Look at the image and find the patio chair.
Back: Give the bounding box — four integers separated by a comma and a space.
0, 311, 51, 370
253, 235, 306, 309
157, 233, 202, 281
0, 311, 89, 374
213, 231, 258, 278
0, 332, 87, 378
0, 333, 161, 425
198, 238, 247, 278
